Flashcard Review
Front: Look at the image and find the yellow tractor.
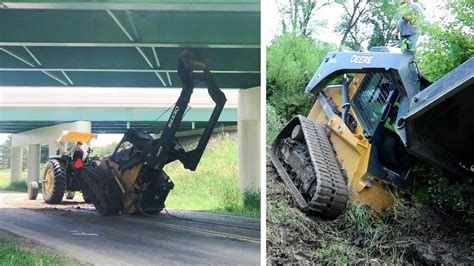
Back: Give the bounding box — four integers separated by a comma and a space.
28, 131, 98, 203
270, 47, 473, 218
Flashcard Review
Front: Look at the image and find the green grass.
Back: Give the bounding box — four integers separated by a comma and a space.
0, 241, 74, 266
3, 181, 28, 192
0, 169, 25, 188
0, 169, 29, 192
165, 134, 260, 217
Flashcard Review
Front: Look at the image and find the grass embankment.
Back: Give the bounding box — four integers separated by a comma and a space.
0, 169, 28, 192
165, 134, 260, 217
0, 135, 260, 218
0, 230, 83, 266
0, 242, 69, 265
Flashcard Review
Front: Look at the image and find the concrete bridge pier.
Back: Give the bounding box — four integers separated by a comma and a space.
27, 144, 40, 183
10, 146, 23, 183
238, 86, 261, 193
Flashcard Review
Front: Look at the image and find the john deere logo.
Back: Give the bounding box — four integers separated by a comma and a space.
350, 55, 374, 64
168, 106, 180, 128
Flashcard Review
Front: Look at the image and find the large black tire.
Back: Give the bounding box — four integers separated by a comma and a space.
82, 193, 92, 203
78, 163, 123, 216
42, 159, 67, 204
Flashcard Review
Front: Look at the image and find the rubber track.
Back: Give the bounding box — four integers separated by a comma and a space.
271, 115, 349, 219
42, 159, 67, 204
79, 164, 123, 216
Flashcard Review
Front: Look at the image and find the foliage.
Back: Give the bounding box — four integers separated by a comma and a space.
334, 0, 371, 50
267, 34, 335, 121
40, 145, 49, 163
92, 142, 118, 157
417, 0, 474, 81
0, 135, 11, 169
412, 163, 474, 212
365, 0, 399, 49
266, 105, 284, 146
278, 0, 330, 37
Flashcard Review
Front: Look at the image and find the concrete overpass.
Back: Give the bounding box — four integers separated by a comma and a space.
0, 86, 238, 133
0, 0, 261, 193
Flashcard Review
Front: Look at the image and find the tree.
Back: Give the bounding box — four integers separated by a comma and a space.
335, 0, 371, 50
0, 135, 12, 169
364, 0, 399, 48
278, 0, 330, 37
267, 34, 336, 120
40, 145, 49, 164
417, 0, 474, 81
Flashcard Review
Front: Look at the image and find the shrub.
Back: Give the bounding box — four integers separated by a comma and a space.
267, 34, 336, 121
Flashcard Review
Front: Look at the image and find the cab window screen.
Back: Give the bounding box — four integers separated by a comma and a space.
352, 73, 392, 135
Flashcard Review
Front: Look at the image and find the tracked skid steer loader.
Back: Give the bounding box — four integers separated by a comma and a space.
79, 53, 226, 215
270, 47, 473, 218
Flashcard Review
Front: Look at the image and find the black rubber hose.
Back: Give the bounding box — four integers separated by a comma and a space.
341, 75, 351, 126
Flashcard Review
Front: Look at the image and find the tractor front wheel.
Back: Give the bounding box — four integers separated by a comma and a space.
42, 159, 67, 204
27, 181, 38, 200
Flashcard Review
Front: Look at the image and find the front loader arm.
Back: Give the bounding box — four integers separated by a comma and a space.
170, 71, 227, 171
144, 68, 226, 171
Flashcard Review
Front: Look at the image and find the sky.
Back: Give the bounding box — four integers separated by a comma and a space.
264, 0, 447, 47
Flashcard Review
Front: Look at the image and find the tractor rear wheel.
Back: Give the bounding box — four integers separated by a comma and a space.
42, 159, 67, 204
82, 193, 92, 203
78, 163, 123, 216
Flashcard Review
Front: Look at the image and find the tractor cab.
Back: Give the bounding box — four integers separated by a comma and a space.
53, 131, 98, 163
28, 131, 99, 204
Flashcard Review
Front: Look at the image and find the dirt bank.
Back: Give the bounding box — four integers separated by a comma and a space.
266, 161, 474, 264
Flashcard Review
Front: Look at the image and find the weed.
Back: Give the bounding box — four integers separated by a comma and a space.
243, 188, 261, 210
312, 242, 359, 265
0, 242, 71, 265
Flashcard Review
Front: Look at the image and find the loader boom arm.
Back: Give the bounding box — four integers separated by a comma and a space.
144, 69, 227, 171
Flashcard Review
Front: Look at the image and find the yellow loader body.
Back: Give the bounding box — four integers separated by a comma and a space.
307, 76, 393, 213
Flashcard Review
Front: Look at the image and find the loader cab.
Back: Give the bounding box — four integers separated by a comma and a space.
305, 48, 422, 190
350, 71, 414, 189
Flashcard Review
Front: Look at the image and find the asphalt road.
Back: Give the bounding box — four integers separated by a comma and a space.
0, 191, 260, 265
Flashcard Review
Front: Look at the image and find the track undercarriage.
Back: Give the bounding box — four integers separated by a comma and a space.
271, 116, 349, 219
